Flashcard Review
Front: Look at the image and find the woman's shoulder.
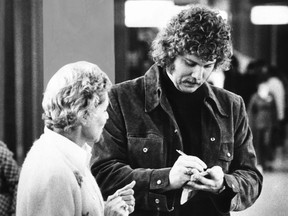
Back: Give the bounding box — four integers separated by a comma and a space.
21, 139, 75, 183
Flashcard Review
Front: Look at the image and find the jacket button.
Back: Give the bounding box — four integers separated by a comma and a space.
157, 180, 162, 185
210, 137, 215, 141
227, 152, 231, 157
143, 148, 148, 153
155, 199, 160, 204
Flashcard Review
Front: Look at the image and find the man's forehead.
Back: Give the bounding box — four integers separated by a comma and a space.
183, 54, 216, 64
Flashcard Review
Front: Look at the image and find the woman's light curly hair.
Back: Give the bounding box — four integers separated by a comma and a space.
42, 61, 112, 131
151, 5, 232, 71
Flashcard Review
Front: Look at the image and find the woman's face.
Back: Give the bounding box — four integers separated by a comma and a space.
81, 93, 109, 143
167, 54, 216, 93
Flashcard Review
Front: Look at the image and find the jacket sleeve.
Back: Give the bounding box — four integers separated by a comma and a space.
91, 89, 175, 212
210, 96, 263, 213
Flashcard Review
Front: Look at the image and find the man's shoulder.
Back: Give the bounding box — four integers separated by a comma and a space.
112, 64, 159, 92
210, 84, 241, 100
208, 84, 244, 109
110, 76, 145, 99
114, 76, 144, 88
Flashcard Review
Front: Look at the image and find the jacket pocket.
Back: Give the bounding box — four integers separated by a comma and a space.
128, 133, 164, 168
219, 142, 234, 173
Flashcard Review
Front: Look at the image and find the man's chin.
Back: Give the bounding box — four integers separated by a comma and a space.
179, 86, 199, 93
93, 136, 101, 144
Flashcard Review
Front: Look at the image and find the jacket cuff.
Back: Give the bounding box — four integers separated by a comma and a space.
150, 168, 171, 190
209, 174, 238, 213
148, 192, 175, 212
224, 174, 240, 194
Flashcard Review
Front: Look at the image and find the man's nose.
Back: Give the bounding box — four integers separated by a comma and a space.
191, 65, 204, 80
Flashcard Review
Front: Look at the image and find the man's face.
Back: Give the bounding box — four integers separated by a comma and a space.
167, 54, 216, 93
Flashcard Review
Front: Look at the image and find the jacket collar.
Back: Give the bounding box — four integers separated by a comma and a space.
144, 64, 228, 117
202, 83, 229, 117
144, 64, 162, 112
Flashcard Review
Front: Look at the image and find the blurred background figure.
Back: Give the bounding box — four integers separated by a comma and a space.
242, 60, 286, 171
223, 55, 243, 94
126, 28, 157, 80
266, 65, 287, 169
0, 141, 20, 216
247, 77, 278, 171
239, 60, 263, 107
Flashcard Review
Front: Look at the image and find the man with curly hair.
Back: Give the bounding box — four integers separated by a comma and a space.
91, 5, 262, 216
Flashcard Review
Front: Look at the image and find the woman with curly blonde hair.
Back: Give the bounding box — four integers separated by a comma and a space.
16, 61, 135, 216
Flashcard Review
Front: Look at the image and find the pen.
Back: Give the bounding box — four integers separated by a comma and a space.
176, 149, 208, 171
176, 149, 195, 175
176, 149, 187, 156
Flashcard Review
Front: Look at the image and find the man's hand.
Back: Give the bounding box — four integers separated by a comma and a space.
185, 165, 225, 194
169, 155, 207, 189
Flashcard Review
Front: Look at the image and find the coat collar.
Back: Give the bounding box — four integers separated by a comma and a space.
42, 127, 92, 174
144, 64, 162, 112
144, 64, 228, 117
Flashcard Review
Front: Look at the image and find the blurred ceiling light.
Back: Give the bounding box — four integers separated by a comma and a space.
125, 0, 188, 28
125, 0, 228, 28
125, 0, 187, 28
218, 10, 228, 21
251, 5, 288, 25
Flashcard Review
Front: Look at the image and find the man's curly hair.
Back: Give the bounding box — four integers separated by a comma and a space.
151, 5, 232, 71
42, 61, 112, 132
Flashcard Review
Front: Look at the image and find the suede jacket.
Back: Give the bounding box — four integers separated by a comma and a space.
91, 64, 263, 216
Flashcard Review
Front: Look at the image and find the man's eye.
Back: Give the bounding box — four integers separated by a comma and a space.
204, 64, 214, 69
185, 61, 196, 67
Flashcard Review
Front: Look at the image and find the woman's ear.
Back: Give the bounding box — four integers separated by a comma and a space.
82, 110, 89, 119
80, 116, 88, 126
